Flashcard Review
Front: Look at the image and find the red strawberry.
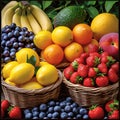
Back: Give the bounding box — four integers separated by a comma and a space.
88, 105, 105, 119
80, 52, 89, 61
63, 66, 74, 79
88, 67, 99, 77
108, 110, 119, 119
86, 56, 100, 67
111, 62, 119, 73
8, 106, 22, 119
83, 78, 94, 87
1, 100, 10, 111
89, 52, 100, 57
100, 51, 109, 58
96, 76, 109, 87
108, 68, 119, 83
70, 72, 83, 84
98, 62, 108, 74
105, 99, 119, 112
77, 64, 89, 77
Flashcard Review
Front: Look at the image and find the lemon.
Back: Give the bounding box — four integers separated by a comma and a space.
52, 26, 73, 47
20, 81, 43, 90
8, 63, 35, 85
36, 64, 58, 86
16, 48, 40, 66
33, 30, 53, 50
4, 78, 16, 86
91, 13, 118, 40
39, 61, 50, 66
2, 61, 19, 79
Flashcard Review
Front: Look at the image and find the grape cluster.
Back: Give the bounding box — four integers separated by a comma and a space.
1, 23, 38, 64
23, 97, 89, 119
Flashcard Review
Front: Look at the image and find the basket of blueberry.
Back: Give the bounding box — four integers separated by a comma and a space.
63, 52, 119, 107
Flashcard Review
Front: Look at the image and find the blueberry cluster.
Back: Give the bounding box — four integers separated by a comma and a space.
1, 23, 38, 64
23, 97, 89, 119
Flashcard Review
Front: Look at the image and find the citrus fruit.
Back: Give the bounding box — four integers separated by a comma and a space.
2, 61, 19, 79
36, 64, 58, 86
33, 30, 53, 50
73, 23, 93, 45
64, 42, 84, 62
20, 81, 43, 90
53, 6, 87, 29
8, 63, 35, 85
91, 13, 118, 40
16, 48, 40, 66
39, 61, 50, 66
43, 44, 64, 65
52, 26, 73, 47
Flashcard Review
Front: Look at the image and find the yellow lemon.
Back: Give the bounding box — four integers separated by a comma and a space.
20, 81, 43, 90
52, 26, 73, 47
33, 30, 53, 50
16, 48, 40, 66
91, 13, 118, 40
39, 61, 51, 66
2, 61, 19, 79
36, 64, 58, 86
8, 63, 35, 85
4, 78, 16, 86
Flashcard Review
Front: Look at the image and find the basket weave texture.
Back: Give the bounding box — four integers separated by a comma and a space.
63, 76, 119, 107
1, 70, 63, 108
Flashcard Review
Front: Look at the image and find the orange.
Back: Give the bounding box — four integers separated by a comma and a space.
64, 42, 84, 62
43, 44, 64, 65
73, 23, 93, 45
52, 26, 73, 47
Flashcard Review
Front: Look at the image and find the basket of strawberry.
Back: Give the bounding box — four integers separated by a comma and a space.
63, 52, 119, 107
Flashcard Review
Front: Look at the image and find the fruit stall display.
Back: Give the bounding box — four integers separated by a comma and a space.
1, 1, 119, 119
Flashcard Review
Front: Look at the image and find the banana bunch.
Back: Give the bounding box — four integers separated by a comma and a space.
1, 1, 53, 34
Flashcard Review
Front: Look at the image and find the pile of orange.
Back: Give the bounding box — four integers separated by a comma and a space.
33, 24, 99, 66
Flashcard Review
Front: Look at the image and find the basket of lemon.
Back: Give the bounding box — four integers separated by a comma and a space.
1, 48, 63, 108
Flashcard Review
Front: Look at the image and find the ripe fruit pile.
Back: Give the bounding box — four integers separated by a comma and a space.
63, 52, 119, 87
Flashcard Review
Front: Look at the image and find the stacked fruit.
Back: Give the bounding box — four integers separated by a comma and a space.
1, 1, 53, 34
63, 52, 119, 87
2, 48, 59, 90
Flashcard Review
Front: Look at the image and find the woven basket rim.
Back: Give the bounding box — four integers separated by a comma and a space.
63, 75, 119, 92
2, 70, 63, 95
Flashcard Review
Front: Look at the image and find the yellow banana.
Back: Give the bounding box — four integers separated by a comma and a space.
20, 9, 32, 31
2, 1, 19, 28
12, 7, 22, 27
26, 7, 42, 34
30, 5, 53, 31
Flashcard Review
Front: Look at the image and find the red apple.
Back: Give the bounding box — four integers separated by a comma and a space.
99, 33, 119, 59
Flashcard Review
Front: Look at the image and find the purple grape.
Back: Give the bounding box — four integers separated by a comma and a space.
13, 42, 19, 48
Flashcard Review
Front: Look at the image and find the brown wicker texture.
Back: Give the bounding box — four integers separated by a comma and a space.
1, 70, 63, 108
63, 76, 119, 107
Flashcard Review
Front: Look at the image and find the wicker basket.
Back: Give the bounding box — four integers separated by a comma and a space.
63, 76, 119, 107
1, 70, 63, 108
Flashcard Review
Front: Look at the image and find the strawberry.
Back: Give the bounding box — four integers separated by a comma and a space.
88, 67, 99, 77
77, 63, 89, 77
108, 110, 119, 119
100, 51, 109, 58
86, 56, 100, 67
80, 52, 89, 61
105, 99, 119, 112
108, 68, 119, 83
88, 105, 105, 119
8, 106, 22, 119
83, 78, 94, 87
110, 62, 119, 73
63, 66, 74, 79
1, 100, 10, 111
96, 76, 109, 87
89, 52, 100, 57
98, 62, 108, 74
70, 72, 83, 84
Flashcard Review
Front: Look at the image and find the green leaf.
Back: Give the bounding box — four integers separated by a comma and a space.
105, 1, 118, 12
98, 1, 105, 5
26, 55, 36, 66
42, 1, 53, 10
34, 66, 40, 75
29, 1, 42, 8
65, 1, 71, 7
86, 6, 99, 18
84, 1, 96, 6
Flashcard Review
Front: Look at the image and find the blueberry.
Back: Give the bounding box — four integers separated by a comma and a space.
32, 111, 39, 117
14, 30, 19, 37
3, 35, 8, 40
22, 27, 28, 31
10, 23, 16, 29
32, 107, 39, 113
79, 108, 87, 115
72, 107, 78, 114
13, 42, 19, 48
39, 112, 46, 119
10, 52, 15, 59
60, 112, 68, 119
15, 26, 21, 31
25, 112, 32, 119
29, 35, 34, 41
66, 97, 73, 103
1, 40, 6, 47
66, 102, 71, 106
48, 107, 54, 113
4, 57, 11, 63
82, 114, 89, 119
5, 28, 11, 33
3, 50, 9, 57
52, 112, 59, 118
64, 105, 72, 113
76, 114, 82, 119
18, 42, 24, 47
18, 35, 24, 42
23, 109, 31, 114
5, 41, 12, 47
54, 106, 61, 112
10, 37, 17, 43
39, 104, 47, 111
32, 116, 39, 119
8, 32, 14, 38
71, 102, 79, 108
60, 102, 66, 108
24, 37, 29, 42
68, 112, 74, 117
47, 100, 56, 107
47, 113, 52, 118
